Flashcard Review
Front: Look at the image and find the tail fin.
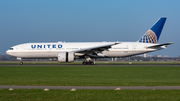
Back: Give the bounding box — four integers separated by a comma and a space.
137, 17, 166, 44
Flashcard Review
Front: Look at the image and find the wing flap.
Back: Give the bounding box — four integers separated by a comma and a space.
74, 43, 120, 53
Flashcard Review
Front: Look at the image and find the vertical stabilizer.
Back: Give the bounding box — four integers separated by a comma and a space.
137, 17, 166, 44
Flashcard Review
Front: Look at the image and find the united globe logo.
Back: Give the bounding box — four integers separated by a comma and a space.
138, 29, 157, 44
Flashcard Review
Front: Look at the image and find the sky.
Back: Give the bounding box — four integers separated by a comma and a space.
0, 0, 180, 57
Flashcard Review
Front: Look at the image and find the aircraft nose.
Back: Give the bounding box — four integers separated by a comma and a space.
6, 50, 10, 55
6, 50, 13, 56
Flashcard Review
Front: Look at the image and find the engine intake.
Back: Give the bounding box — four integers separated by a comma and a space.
58, 52, 74, 62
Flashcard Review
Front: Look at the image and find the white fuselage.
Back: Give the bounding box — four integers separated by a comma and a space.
6, 42, 165, 58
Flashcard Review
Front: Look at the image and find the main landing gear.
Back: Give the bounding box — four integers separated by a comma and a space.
82, 56, 95, 65
82, 60, 95, 65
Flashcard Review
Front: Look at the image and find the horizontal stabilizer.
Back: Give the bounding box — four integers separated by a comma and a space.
147, 42, 173, 48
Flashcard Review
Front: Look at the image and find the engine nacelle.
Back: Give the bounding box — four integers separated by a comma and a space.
58, 52, 74, 62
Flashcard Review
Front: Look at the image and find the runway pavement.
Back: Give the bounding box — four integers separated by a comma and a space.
1, 85, 180, 90
0, 64, 180, 66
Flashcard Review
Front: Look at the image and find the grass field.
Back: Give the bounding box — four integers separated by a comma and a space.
0, 66, 180, 86
0, 89, 180, 101
1, 65, 180, 100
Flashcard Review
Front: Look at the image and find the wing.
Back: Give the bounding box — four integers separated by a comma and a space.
147, 42, 173, 48
74, 43, 120, 54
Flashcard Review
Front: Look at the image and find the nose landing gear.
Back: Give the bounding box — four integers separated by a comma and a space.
17, 57, 23, 65
19, 61, 23, 65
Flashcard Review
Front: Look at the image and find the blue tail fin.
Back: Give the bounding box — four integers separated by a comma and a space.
137, 17, 166, 44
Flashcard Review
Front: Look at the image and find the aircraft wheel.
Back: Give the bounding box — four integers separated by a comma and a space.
19, 61, 23, 65
82, 61, 86, 65
90, 62, 94, 65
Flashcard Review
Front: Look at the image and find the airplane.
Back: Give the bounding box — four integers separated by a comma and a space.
6, 17, 173, 65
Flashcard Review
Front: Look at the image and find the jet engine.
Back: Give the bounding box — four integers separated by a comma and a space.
58, 52, 74, 62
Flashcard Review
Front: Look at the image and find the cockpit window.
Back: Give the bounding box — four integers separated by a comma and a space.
9, 48, 13, 50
